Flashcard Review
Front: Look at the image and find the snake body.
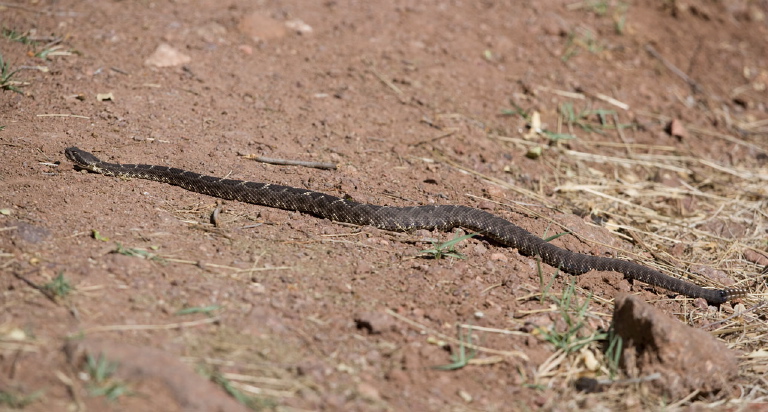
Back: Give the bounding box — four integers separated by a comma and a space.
65, 147, 747, 304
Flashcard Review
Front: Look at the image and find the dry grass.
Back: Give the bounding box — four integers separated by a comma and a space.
428, 96, 768, 407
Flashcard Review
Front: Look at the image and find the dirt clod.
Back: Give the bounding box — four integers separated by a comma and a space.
66, 339, 248, 412
612, 294, 738, 398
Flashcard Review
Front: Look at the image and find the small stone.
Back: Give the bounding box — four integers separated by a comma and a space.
478, 201, 496, 210
195, 21, 227, 44
5, 328, 26, 341
237, 44, 253, 55
249, 282, 266, 294
581, 348, 600, 371
96, 92, 114, 101
490, 252, 507, 261
666, 119, 688, 139
485, 185, 504, 198
526, 146, 543, 159
144, 43, 191, 67
285, 19, 313, 35
458, 390, 473, 403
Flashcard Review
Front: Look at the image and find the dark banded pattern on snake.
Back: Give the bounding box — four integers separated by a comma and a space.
65, 147, 748, 304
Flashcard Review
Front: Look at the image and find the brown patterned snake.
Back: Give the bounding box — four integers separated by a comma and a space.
65, 147, 747, 304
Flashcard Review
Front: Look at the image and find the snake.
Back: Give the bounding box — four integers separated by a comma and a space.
65, 147, 747, 304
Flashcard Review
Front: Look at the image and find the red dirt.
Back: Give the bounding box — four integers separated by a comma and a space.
2, 0, 767, 410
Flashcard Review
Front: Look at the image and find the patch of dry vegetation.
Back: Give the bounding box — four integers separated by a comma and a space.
430, 90, 768, 407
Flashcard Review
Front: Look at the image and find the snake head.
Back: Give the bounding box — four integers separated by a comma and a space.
65, 147, 102, 169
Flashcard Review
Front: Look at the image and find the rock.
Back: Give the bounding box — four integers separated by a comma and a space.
285, 19, 313, 35
66, 339, 248, 412
612, 294, 738, 398
666, 119, 688, 140
144, 43, 191, 67
743, 249, 768, 267
485, 185, 504, 198
477, 200, 496, 210
195, 21, 228, 44
489, 252, 507, 261
7, 220, 50, 244
237, 44, 253, 55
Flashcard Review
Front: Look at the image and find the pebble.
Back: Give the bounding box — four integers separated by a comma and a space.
144, 43, 190, 67
285, 19, 313, 35
485, 185, 504, 198
490, 252, 507, 261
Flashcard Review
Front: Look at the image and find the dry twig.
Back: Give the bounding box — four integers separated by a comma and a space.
240, 154, 337, 170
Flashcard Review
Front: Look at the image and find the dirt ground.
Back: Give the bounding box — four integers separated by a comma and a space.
2, 0, 768, 410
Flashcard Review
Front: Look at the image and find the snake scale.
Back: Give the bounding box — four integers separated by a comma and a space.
65, 147, 747, 304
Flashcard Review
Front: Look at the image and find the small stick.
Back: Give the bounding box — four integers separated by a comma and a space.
0, 2, 43, 13
612, 113, 632, 157
36, 114, 90, 119
414, 129, 457, 147
645, 44, 704, 94
593, 92, 629, 111
241, 154, 337, 170
370, 68, 404, 97
110, 67, 130, 75
13, 270, 58, 304
80, 316, 220, 334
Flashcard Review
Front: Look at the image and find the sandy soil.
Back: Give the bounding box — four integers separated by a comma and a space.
2, 0, 767, 410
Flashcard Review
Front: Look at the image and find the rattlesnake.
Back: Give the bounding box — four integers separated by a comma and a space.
65, 147, 747, 304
